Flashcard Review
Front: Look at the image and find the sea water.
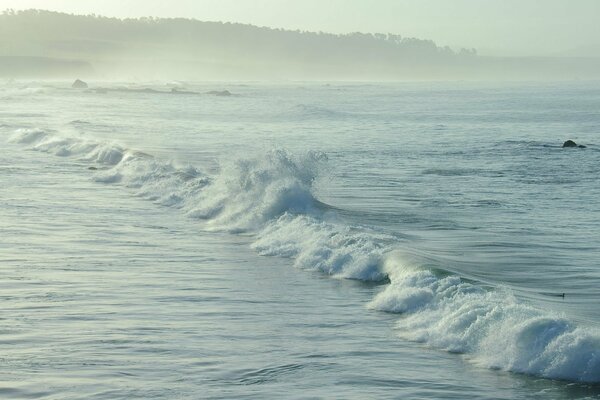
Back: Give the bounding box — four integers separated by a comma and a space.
1, 81, 599, 399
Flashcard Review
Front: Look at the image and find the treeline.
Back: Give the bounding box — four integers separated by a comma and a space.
0, 9, 479, 79
0, 9, 597, 80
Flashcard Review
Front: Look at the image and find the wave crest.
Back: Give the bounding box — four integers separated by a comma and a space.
253, 214, 390, 281
188, 149, 326, 232
369, 254, 600, 382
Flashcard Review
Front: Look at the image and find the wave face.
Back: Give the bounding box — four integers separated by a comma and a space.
370, 254, 600, 382
9, 127, 600, 383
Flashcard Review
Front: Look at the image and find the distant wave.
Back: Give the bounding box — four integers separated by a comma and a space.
68, 119, 92, 125
0, 86, 46, 100
422, 167, 484, 177
291, 104, 357, 119
0, 112, 47, 118
9, 127, 600, 383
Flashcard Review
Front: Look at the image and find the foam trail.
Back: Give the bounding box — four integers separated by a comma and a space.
9, 127, 600, 383
9, 128, 209, 207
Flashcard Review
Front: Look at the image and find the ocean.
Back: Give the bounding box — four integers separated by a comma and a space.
1, 81, 599, 399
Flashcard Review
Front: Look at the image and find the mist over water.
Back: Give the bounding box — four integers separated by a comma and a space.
1, 9, 600, 81
2, 80, 600, 398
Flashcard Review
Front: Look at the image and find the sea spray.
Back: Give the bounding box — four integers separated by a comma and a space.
187, 149, 326, 232
9, 126, 600, 383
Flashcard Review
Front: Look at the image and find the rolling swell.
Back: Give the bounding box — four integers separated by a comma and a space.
9, 127, 600, 383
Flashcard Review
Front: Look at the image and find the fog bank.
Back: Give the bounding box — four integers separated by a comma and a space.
1, 9, 599, 81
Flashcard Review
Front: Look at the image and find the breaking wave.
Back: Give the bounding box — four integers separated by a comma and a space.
369, 254, 600, 382
9, 127, 600, 383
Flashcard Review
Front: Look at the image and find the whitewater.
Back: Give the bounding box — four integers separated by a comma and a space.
1, 81, 600, 399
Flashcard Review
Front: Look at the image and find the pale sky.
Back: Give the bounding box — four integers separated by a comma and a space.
2, 0, 599, 57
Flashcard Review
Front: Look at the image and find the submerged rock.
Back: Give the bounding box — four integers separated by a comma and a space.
207, 90, 232, 96
170, 88, 198, 95
563, 140, 586, 148
72, 79, 88, 89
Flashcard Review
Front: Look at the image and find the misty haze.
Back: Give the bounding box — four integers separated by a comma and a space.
1, 9, 600, 80
2, 3, 600, 400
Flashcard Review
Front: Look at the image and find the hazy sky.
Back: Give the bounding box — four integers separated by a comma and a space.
2, 0, 599, 57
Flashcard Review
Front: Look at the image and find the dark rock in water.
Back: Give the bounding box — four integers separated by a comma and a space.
171, 88, 198, 95
563, 140, 586, 148
139, 88, 159, 93
72, 79, 88, 89
88, 166, 98, 170
207, 90, 232, 96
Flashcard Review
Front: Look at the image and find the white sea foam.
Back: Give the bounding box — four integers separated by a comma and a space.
253, 214, 389, 281
9, 127, 600, 383
10, 128, 119, 161
369, 254, 600, 382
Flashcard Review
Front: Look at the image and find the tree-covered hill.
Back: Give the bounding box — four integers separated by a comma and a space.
0, 9, 597, 80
